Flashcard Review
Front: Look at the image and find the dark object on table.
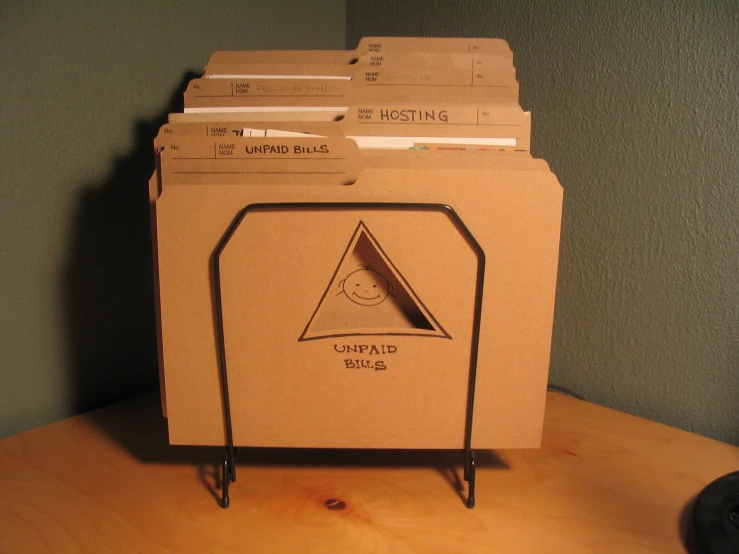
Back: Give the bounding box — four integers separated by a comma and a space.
691, 471, 739, 553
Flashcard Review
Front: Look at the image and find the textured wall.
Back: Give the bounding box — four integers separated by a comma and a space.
0, 1, 345, 438
347, 1, 739, 443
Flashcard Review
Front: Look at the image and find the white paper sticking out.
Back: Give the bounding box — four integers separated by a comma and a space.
184, 106, 349, 113
349, 136, 516, 148
206, 74, 352, 80
245, 128, 516, 148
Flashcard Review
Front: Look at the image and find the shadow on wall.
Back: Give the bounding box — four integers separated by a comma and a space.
61, 72, 199, 416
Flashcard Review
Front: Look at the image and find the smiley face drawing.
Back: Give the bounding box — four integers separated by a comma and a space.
338, 265, 393, 307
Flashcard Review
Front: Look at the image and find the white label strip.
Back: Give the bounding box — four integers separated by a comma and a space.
262, 129, 322, 138
251, 128, 516, 148
206, 74, 352, 80
350, 136, 516, 148
184, 106, 349, 113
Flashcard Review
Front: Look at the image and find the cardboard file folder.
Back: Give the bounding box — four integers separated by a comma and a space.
208, 37, 513, 65
169, 103, 526, 128
203, 52, 515, 77
201, 64, 516, 84
149, 131, 546, 418
159, 104, 532, 152
183, 71, 519, 112
155, 137, 563, 449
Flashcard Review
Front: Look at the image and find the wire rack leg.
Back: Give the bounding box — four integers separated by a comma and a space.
221, 447, 234, 508
463, 449, 476, 509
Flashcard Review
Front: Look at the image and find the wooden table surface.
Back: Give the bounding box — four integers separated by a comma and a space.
1, 392, 737, 553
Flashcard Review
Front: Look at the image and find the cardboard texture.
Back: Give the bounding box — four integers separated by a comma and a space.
203, 52, 515, 76
183, 73, 520, 112
168, 103, 529, 130
148, 172, 167, 416
158, 104, 532, 152
150, 132, 545, 418
156, 165, 562, 448
154, 138, 547, 190
149, 37, 563, 454
208, 37, 513, 65
201, 65, 516, 83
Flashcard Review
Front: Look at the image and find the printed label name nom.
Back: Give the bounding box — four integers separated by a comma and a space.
369, 55, 384, 66
218, 143, 235, 156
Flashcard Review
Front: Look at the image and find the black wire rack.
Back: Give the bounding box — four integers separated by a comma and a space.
212, 202, 486, 509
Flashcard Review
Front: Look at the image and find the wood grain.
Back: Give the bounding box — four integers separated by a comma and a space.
1, 392, 737, 553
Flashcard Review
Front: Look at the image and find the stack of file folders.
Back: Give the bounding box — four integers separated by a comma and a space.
150, 37, 563, 508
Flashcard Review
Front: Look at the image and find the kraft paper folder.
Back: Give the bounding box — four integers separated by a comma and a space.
152, 102, 536, 418
160, 104, 532, 151
208, 37, 513, 65
155, 136, 562, 448
202, 53, 516, 77
182, 70, 520, 112
201, 65, 516, 84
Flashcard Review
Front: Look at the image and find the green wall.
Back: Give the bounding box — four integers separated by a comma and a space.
0, 1, 345, 438
348, 0, 739, 443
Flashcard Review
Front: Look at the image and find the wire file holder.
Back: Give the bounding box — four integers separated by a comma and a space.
212, 202, 486, 509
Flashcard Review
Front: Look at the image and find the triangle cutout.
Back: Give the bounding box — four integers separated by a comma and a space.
299, 222, 450, 341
